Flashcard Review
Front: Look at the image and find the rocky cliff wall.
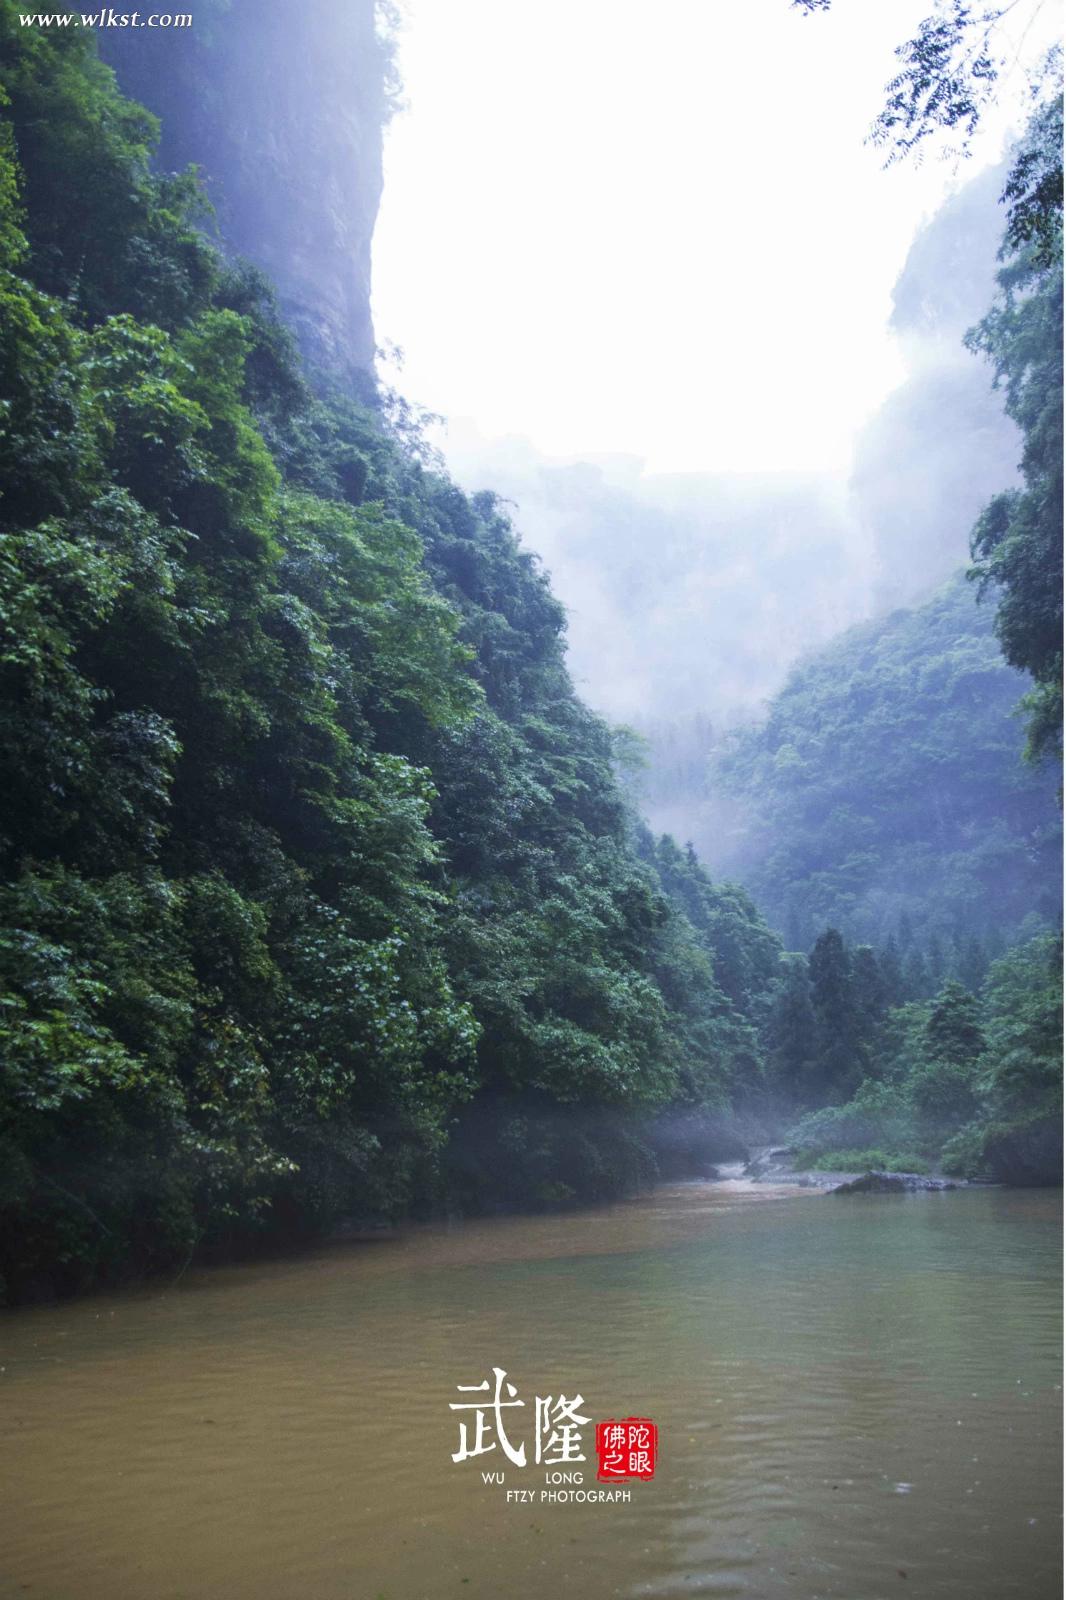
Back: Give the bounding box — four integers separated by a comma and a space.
102, 0, 388, 383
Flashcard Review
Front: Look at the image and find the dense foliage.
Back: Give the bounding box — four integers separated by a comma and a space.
967, 166, 1064, 762
711, 575, 1062, 954
0, 16, 778, 1299
784, 929, 1062, 1185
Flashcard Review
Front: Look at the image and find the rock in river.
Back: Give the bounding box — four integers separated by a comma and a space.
829, 1171, 961, 1194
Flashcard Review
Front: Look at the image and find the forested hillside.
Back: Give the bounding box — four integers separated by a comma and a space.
0, 14, 1060, 1306
0, 14, 781, 1300
710, 574, 1062, 955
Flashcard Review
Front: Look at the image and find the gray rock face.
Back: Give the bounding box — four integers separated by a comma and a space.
103, 0, 386, 381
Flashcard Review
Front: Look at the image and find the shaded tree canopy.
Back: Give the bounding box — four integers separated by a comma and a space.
966, 188, 1064, 762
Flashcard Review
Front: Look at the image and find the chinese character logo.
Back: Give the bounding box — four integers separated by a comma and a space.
595, 1417, 658, 1480
450, 1366, 529, 1465
450, 1368, 590, 1466
534, 1392, 589, 1464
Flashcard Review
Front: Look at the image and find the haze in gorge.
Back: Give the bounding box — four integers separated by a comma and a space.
0, 2, 1061, 1597
374, 0, 1064, 983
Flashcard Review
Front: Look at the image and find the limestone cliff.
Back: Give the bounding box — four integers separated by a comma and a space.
102, 0, 389, 383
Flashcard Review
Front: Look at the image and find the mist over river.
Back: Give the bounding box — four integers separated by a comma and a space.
0, 1181, 1060, 1600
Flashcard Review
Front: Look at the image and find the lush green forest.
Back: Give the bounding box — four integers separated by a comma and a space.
711, 573, 1062, 955
0, 15, 788, 1300
0, 14, 1060, 1305
769, 926, 1062, 1185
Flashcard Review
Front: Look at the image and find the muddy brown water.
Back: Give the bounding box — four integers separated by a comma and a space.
0, 1179, 1061, 1599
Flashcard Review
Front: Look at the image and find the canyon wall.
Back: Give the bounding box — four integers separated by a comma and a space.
103, 0, 388, 383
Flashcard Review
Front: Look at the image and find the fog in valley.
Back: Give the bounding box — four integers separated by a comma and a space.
371, 6, 1062, 891
430, 161, 1020, 857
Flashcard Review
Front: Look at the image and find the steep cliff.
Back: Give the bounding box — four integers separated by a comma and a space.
849, 164, 1021, 610
102, 0, 389, 384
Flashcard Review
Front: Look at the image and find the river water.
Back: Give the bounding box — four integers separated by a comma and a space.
0, 1179, 1060, 1599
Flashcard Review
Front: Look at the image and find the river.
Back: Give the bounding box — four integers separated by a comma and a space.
0, 1179, 1060, 1599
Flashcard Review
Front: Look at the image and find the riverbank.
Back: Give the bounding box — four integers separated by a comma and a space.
0, 1137, 1020, 1310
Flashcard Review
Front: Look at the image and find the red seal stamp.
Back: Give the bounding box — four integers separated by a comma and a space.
595, 1417, 658, 1480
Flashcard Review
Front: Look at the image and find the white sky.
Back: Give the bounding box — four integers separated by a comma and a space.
373, 0, 1060, 476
